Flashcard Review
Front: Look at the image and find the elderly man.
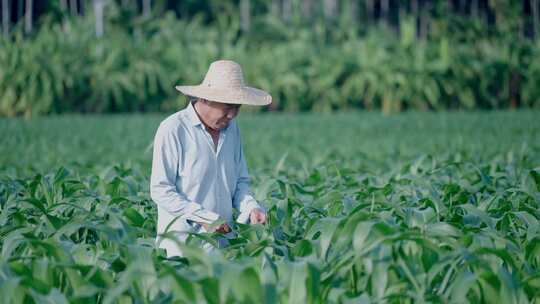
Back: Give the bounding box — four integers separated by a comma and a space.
150, 60, 271, 257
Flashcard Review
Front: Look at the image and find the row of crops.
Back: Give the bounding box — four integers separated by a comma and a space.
1, 111, 539, 302
1, 155, 539, 302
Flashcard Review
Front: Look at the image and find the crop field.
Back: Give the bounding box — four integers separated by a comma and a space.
1, 110, 540, 303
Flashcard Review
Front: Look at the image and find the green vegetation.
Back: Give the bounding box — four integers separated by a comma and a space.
1, 1, 540, 116
2, 1, 539, 301
1, 111, 540, 302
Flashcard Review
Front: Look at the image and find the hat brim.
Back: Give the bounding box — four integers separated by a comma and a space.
175, 85, 272, 106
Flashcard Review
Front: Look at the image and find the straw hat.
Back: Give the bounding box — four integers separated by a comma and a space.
175, 60, 272, 106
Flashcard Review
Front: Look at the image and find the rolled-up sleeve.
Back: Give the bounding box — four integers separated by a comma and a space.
232, 130, 263, 223
150, 123, 219, 224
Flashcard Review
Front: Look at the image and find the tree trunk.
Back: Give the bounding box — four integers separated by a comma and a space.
270, 0, 279, 17
396, 4, 400, 37
366, 0, 374, 24
426, 3, 432, 39
282, 0, 291, 23
240, 0, 250, 32
458, 0, 465, 13
2, 0, 8, 37
24, 0, 32, 34
60, 0, 67, 11
419, 2, 428, 40
143, 0, 151, 17
412, 0, 419, 38
381, 0, 389, 25
471, 0, 478, 17
17, 0, 23, 21
70, 0, 77, 15
349, 0, 358, 24
533, 0, 539, 40
301, 0, 313, 20
80, 0, 85, 16
323, 0, 337, 20
94, 0, 104, 37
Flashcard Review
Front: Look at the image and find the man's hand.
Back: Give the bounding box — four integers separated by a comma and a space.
200, 222, 231, 233
249, 208, 267, 225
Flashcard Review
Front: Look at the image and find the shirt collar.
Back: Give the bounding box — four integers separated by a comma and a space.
185, 101, 203, 127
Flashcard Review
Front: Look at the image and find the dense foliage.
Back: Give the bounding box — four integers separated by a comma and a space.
1, 111, 539, 302
1, 1, 540, 116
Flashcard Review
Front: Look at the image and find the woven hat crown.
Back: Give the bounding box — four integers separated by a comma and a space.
175, 59, 271, 106
202, 60, 245, 89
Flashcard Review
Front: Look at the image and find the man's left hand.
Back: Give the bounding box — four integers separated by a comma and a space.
249, 208, 267, 225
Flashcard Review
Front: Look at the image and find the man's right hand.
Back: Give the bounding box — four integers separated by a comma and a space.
200, 222, 231, 233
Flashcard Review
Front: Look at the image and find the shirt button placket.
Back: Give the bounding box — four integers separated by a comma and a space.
214, 147, 219, 214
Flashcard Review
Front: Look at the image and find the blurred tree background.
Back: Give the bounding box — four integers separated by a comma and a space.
0, 0, 539, 116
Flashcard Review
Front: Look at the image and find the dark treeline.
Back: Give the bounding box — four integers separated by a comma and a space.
0, 1, 539, 116
1, 1, 538, 39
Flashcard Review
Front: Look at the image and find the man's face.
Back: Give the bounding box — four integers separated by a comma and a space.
196, 99, 241, 130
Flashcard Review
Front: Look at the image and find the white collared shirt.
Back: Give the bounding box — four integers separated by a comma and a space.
150, 102, 261, 255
